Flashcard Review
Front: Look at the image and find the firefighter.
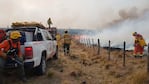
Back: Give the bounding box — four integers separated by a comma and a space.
63, 30, 71, 55
0, 31, 27, 82
47, 17, 52, 28
56, 33, 61, 48
55, 33, 61, 59
132, 32, 147, 57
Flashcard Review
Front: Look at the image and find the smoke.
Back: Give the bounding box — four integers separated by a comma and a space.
0, 0, 149, 49
0, 0, 149, 29
85, 10, 149, 49
105, 7, 149, 27
119, 7, 139, 19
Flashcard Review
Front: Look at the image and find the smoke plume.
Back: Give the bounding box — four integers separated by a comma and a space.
86, 10, 149, 49
0, 0, 149, 29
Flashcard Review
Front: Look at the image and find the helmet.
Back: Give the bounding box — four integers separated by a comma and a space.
10, 31, 22, 39
132, 32, 137, 36
64, 30, 68, 33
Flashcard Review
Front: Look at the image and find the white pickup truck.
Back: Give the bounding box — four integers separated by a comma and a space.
6, 27, 58, 75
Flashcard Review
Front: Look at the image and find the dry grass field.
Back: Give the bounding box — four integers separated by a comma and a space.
5, 40, 149, 84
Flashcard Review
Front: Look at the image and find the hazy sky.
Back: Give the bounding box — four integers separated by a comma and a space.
0, 0, 149, 29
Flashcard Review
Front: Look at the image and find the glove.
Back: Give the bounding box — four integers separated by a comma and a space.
18, 56, 24, 61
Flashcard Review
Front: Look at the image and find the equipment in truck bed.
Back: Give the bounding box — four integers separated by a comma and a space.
11, 21, 57, 39
11, 22, 46, 29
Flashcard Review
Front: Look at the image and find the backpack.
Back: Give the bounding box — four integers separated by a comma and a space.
7, 40, 19, 57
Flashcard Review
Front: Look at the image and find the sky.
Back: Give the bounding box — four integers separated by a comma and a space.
0, 0, 149, 29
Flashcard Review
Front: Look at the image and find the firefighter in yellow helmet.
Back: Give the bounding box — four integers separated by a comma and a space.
63, 30, 71, 55
132, 32, 147, 57
0, 31, 27, 82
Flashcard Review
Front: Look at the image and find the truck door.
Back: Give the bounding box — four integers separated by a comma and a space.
41, 30, 53, 58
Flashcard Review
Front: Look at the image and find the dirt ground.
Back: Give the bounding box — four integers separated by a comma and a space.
4, 41, 149, 84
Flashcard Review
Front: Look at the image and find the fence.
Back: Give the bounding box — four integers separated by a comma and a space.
75, 37, 149, 72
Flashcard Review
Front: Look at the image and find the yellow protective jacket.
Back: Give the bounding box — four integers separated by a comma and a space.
139, 38, 147, 47
135, 34, 147, 47
63, 33, 71, 44
56, 34, 61, 46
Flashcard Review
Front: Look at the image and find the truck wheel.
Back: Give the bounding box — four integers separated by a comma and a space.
35, 56, 46, 75
53, 45, 58, 60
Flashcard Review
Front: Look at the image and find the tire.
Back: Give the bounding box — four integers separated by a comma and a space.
53, 45, 58, 60
35, 55, 46, 75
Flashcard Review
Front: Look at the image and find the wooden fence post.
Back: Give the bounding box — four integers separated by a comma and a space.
147, 43, 149, 73
89, 39, 91, 48
108, 40, 111, 60
97, 39, 100, 55
92, 39, 94, 49
123, 41, 126, 67
85, 38, 87, 47
82, 38, 84, 46
86, 38, 88, 47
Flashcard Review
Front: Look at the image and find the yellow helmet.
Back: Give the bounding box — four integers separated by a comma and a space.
132, 32, 137, 36
10, 31, 22, 39
64, 30, 68, 33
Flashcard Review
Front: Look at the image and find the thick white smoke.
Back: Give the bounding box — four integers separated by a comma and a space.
0, 0, 149, 50
86, 10, 149, 49
0, 0, 149, 29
